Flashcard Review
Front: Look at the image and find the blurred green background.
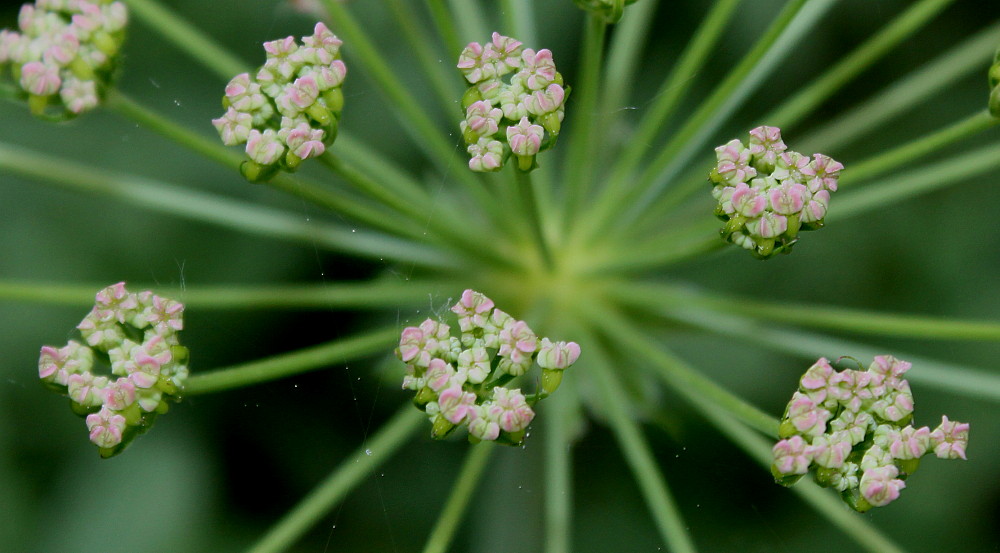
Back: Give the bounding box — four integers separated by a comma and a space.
2, 1, 999, 551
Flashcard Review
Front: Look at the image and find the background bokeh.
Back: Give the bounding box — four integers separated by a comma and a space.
1, 1, 999, 551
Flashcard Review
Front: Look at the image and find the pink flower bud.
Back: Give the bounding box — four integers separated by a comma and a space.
772, 435, 812, 475
507, 117, 543, 156
860, 466, 905, 507
536, 338, 581, 370
929, 415, 969, 460
20, 61, 61, 96
86, 406, 127, 449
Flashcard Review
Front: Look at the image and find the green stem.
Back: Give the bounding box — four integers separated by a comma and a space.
0, 280, 444, 310
582, 218, 722, 275
446, 0, 489, 44
838, 111, 1000, 187
122, 0, 248, 79
245, 406, 425, 553
763, 0, 955, 130
108, 91, 433, 241
317, 153, 519, 269
661, 307, 1000, 404
421, 444, 495, 553
578, 298, 778, 437
799, 20, 1000, 153
425, 0, 464, 58
500, 0, 536, 45
836, 140, 1000, 219
184, 327, 399, 395
686, 395, 908, 553
560, 15, 607, 234
544, 391, 573, 553
577, 324, 697, 553
0, 142, 458, 267
599, 0, 659, 122
385, 0, 465, 120
516, 168, 555, 271
599, 0, 741, 196
614, 282, 1000, 341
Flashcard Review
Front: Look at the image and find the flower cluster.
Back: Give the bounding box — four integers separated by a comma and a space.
457, 33, 569, 172
396, 289, 581, 445
710, 126, 843, 259
989, 45, 1000, 119
771, 356, 969, 512
212, 22, 346, 183
0, 0, 127, 119
38, 282, 189, 458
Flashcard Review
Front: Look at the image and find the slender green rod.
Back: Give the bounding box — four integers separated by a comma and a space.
317, 153, 520, 269
544, 391, 574, 553
426, 0, 465, 58
576, 324, 698, 553
0, 280, 447, 310
107, 91, 429, 241
245, 406, 425, 553
560, 15, 608, 235
0, 142, 458, 267
446, 0, 489, 44
684, 393, 908, 553
838, 111, 1000, 188
600, 0, 659, 121
385, 0, 465, 120
421, 444, 496, 553
799, 20, 1000, 153
122, 0, 248, 78
763, 0, 956, 130
613, 282, 1000, 342
661, 308, 1000, 404
601, 0, 741, 193
184, 327, 399, 395
500, 0, 536, 46
516, 169, 556, 271
578, 299, 779, 437
836, 140, 1000, 219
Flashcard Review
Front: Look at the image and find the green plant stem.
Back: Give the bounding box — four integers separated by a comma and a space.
184, 327, 398, 395
600, 0, 741, 194
317, 153, 519, 269
385, 0, 465, 120
544, 391, 573, 553
836, 140, 1000, 219
446, 0, 489, 44
581, 0, 831, 245
799, 20, 1000, 153
613, 282, 1000, 341
576, 324, 697, 553
560, 14, 608, 234
500, 0, 536, 45
0, 142, 458, 267
838, 111, 1000, 188
245, 405, 424, 553
582, 217, 721, 275
684, 394, 908, 553
660, 307, 1000, 404
579, 298, 778, 436
318, 1, 506, 230
421, 444, 495, 553
122, 0, 248, 78
0, 280, 448, 310
763, 0, 955, 130
516, 169, 555, 271
600, 0, 659, 122
106, 91, 432, 241
425, 0, 464, 57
